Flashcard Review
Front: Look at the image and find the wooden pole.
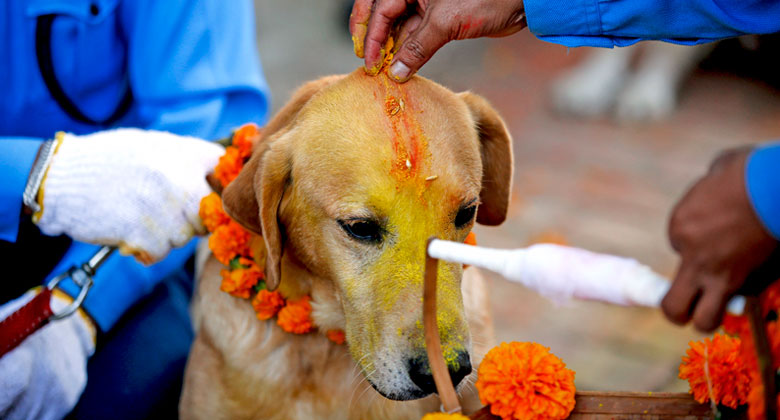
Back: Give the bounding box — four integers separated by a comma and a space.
424, 237, 462, 414
746, 295, 777, 420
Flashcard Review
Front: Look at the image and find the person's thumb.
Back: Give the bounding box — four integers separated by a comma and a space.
388, 17, 448, 83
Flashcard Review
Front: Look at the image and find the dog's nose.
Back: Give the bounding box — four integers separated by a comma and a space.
407, 351, 472, 394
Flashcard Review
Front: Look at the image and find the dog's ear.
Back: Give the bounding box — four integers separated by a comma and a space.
458, 92, 514, 226
222, 75, 345, 290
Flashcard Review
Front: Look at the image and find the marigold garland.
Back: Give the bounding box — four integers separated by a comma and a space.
277, 296, 314, 334
220, 259, 263, 299
199, 123, 344, 341
679, 333, 750, 409
476, 342, 576, 420
677, 279, 780, 419
199, 192, 230, 232
209, 220, 252, 265
252, 289, 284, 320
326, 329, 346, 345
214, 145, 244, 188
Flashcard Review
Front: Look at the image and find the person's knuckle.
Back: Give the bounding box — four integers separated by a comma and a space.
661, 298, 687, 324
668, 218, 692, 250
402, 37, 429, 62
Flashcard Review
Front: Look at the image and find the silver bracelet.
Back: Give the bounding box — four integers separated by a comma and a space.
23, 139, 58, 214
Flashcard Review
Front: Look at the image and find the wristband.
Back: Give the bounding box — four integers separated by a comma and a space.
22, 132, 64, 220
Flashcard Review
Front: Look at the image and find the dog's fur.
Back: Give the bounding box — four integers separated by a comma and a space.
180, 69, 513, 420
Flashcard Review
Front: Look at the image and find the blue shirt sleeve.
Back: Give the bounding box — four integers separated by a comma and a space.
746, 142, 780, 240
118, 0, 270, 139
524, 0, 780, 48
0, 0, 270, 331
0, 138, 43, 242
54, 0, 270, 330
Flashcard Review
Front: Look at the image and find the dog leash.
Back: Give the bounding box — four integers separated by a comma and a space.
0, 246, 115, 358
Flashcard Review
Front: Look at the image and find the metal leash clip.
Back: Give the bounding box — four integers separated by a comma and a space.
46, 246, 115, 320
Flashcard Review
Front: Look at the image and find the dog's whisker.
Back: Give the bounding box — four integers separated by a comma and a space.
366, 388, 380, 411
348, 355, 371, 389
348, 368, 367, 400
348, 357, 365, 382
349, 364, 376, 412
348, 375, 368, 412
348, 369, 373, 409
355, 377, 375, 406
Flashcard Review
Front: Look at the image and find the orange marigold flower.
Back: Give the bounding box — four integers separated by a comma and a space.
209, 221, 252, 265
214, 146, 244, 187
232, 123, 260, 159
421, 413, 470, 420
252, 289, 285, 320
326, 329, 346, 345
219, 265, 262, 299
277, 296, 314, 334
199, 192, 230, 232
476, 342, 576, 420
679, 333, 750, 409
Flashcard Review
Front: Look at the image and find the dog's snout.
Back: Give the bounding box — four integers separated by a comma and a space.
407, 351, 472, 395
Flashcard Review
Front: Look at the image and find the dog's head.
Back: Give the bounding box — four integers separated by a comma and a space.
222, 69, 512, 400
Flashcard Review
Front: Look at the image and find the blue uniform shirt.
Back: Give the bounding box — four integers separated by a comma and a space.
0, 0, 270, 330
524, 0, 780, 239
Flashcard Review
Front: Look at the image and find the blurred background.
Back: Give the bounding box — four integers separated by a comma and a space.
254, 1, 780, 392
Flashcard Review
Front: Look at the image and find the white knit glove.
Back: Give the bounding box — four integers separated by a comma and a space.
34, 129, 223, 263
0, 290, 96, 420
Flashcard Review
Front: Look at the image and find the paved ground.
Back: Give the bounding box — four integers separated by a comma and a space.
254, 1, 780, 392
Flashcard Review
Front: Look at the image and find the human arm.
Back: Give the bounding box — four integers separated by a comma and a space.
350, 0, 780, 82
525, 0, 780, 48
0, 139, 45, 242
662, 144, 780, 332
2, 0, 268, 330
119, 0, 269, 138
746, 143, 780, 240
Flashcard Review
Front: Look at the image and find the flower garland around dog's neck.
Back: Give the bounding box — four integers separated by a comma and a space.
199, 123, 346, 344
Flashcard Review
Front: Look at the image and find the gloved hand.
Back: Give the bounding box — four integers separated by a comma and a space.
33, 129, 223, 264
0, 290, 96, 420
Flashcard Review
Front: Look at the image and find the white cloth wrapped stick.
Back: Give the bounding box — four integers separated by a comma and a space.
428, 240, 745, 315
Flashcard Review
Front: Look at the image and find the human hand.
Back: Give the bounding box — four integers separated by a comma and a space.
33, 129, 223, 264
350, 0, 526, 82
662, 147, 779, 332
0, 290, 96, 420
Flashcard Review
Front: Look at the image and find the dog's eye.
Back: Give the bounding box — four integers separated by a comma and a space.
339, 219, 383, 243
454, 205, 477, 228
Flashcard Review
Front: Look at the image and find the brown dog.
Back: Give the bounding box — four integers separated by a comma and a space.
180, 69, 513, 420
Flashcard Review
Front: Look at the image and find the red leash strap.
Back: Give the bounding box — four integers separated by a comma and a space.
0, 288, 53, 358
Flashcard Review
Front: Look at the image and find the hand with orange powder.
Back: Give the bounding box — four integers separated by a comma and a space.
349, 0, 526, 82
